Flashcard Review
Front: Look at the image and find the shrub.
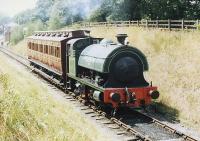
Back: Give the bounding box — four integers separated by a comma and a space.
10, 26, 24, 45
25, 20, 47, 36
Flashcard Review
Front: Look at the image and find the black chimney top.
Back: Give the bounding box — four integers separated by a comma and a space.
116, 34, 128, 45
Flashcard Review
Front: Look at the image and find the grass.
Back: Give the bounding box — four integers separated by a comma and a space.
9, 40, 27, 57
8, 26, 200, 132
0, 52, 113, 141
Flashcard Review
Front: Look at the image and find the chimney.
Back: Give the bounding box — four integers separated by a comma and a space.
116, 34, 128, 45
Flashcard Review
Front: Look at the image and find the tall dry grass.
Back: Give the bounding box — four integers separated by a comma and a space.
9, 40, 27, 57
0, 52, 113, 141
86, 27, 200, 131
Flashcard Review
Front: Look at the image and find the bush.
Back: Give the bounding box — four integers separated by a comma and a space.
10, 20, 47, 45
48, 13, 64, 30
25, 20, 47, 36
89, 9, 108, 22
10, 26, 24, 45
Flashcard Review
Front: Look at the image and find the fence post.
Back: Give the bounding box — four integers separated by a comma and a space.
137, 20, 139, 27
116, 21, 118, 27
156, 20, 159, 28
168, 19, 171, 30
146, 20, 148, 28
196, 20, 199, 30
108, 21, 111, 27
182, 19, 184, 30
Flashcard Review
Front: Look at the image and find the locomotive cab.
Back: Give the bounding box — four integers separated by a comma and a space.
67, 37, 103, 76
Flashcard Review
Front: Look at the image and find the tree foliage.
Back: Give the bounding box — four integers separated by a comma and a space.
48, 0, 73, 30
10, 26, 24, 45
12, 0, 200, 25
14, 0, 99, 29
8, 0, 200, 44
34, 0, 55, 23
0, 14, 11, 34
0, 15, 11, 26
89, 0, 200, 21
25, 20, 47, 36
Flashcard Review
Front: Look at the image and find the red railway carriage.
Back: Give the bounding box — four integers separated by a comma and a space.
27, 30, 89, 84
27, 37, 64, 72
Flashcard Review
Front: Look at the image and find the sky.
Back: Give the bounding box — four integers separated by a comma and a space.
0, 0, 37, 17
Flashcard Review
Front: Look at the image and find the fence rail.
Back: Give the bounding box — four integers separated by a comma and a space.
77, 20, 200, 30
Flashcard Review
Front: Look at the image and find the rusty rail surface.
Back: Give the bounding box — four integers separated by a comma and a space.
0, 46, 198, 141
74, 20, 200, 31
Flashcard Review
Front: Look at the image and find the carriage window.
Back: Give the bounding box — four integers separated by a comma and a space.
58, 47, 60, 57
54, 47, 57, 57
31, 43, 34, 50
38, 45, 40, 52
46, 45, 49, 54
49, 46, 51, 55
50, 46, 54, 56
43, 45, 45, 53
34, 44, 36, 51
28, 42, 31, 49
55, 47, 58, 57
44, 45, 48, 54
35, 44, 38, 51
39, 44, 43, 53
55, 47, 60, 57
33, 43, 35, 51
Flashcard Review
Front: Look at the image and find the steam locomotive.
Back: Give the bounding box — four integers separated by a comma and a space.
27, 30, 159, 114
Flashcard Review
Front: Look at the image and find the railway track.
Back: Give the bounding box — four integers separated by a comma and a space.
0, 46, 198, 141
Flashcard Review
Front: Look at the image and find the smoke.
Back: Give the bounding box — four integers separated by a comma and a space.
47, 0, 102, 25
35, 0, 103, 25
68, 0, 102, 18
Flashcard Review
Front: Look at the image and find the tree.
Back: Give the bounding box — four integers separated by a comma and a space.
107, 0, 142, 20
89, 9, 110, 22
89, 0, 113, 22
10, 26, 24, 45
0, 15, 11, 34
48, 0, 72, 30
34, 0, 55, 22
14, 9, 34, 25
25, 20, 47, 36
89, 0, 200, 21
89, 0, 143, 21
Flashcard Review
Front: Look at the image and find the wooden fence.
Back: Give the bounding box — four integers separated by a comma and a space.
76, 20, 200, 31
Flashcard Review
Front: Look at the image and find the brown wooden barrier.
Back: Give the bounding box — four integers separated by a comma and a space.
76, 20, 199, 31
